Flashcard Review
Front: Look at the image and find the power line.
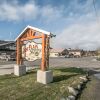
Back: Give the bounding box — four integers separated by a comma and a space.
93, 0, 100, 24
93, 0, 97, 17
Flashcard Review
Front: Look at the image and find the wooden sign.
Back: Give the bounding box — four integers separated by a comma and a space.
15, 25, 51, 71
22, 41, 42, 61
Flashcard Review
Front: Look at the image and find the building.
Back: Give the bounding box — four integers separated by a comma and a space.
82, 50, 97, 57
61, 49, 69, 56
50, 48, 64, 57
68, 49, 82, 57
50, 48, 83, 58
0, 41, 16, 60
0, 41, 15, 50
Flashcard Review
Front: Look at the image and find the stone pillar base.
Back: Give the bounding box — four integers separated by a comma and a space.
37, 70, 53, 84
14, 64, 26, 76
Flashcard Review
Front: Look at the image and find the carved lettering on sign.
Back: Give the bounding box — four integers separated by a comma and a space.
22, 41, 42, 61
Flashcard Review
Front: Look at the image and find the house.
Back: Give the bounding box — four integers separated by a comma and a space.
0, 41, 16, 51
50, 48, 83, 58
88, 51, 97, 56
82, 50, 97, 57
68, 49, 82, 57
50, 48, 64, 57
0, 41, 16, 54
61, 49, 69, 56
0, 41, 16, 60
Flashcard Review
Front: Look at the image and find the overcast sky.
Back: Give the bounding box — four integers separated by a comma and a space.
0, 0, 100, 50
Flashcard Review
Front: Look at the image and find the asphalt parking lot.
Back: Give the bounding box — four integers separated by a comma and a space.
0, 57, 100, 75
49, 57, 100, 69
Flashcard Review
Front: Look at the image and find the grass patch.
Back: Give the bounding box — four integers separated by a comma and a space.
0, 67, 87, 100
97, 57, 100, 61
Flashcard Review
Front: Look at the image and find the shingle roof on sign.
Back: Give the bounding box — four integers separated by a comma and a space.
15, 25, 51, 41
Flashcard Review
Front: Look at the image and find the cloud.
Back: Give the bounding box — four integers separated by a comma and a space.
0, 0, 100, 50
0, 0, 64, 22
52, 15, 100, 50
48, 0, 100, 50
0, 0, 39, 21
41, 5, 63, 22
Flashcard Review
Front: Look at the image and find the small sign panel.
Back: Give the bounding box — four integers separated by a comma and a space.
22, 41, 42, 61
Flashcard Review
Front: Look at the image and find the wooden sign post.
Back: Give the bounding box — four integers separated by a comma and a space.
14, 25, 53, 84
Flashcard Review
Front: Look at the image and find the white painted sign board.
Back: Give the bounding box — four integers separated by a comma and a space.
22, 41, 42, 61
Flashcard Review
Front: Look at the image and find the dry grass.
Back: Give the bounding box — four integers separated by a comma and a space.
0, 67, 86, 100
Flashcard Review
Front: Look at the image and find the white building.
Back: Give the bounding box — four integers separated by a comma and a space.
50, 49, 64, 57
68, 49, 82, 57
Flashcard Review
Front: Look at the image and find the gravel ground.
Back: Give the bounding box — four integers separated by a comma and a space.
0, 57, 100, 75
49, 57, 100, 69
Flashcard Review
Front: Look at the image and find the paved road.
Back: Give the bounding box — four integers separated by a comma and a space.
0, 57, 100, 75
79, 74, 100, 100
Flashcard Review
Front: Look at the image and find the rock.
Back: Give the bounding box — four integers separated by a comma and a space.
60, 97, 66, 100
68, 86, 79, 96
80, 76, 88, 82
77, 84, 81, 90
80, 81, 84, 85
80, 76, 86, 79
84, 79, 88, 82
67, 95, 75, 100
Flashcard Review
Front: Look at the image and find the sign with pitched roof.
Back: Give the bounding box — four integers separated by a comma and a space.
15, 25, 53, 71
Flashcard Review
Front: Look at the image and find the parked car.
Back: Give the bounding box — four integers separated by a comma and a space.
65, 55, 70, 58
65, 54, 74, 58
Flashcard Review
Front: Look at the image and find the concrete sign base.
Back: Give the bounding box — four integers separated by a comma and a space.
14, 64, 26, 76
37, 70, 53, 84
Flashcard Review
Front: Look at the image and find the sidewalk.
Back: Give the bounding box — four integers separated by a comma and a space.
0, 64, 37, 75
0, 64, 14, 75
79, 72, 100, 100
